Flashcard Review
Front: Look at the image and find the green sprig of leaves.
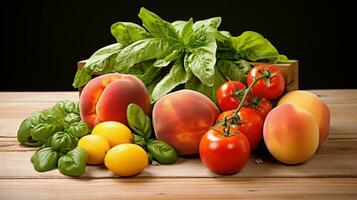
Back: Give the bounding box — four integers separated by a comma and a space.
73, 7, 288, 101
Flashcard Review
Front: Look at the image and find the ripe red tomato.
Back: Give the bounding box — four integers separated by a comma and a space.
216, 108, 263, 150
247, 65, 285, 99
249, 97, 273, 120
199, 126, 250, 174
216, 81, 247, 111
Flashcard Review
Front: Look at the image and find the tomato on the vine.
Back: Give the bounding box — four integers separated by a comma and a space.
199, 126, 250, 175
247, 65, 285, 99
249, 97, 273, 120
216, 108, 263, 151
216, 81, 247, 111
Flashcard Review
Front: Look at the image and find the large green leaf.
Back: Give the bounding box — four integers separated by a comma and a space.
114, 38, 172, 71
72, 43, 124, 88
183, 17, 221, 87
231, 31, 280, 62
152, 60, 188, 101
111, 22, 150, 46
185, 66, 226, 101
216, 59, 251, 83
138, 7, 180, 42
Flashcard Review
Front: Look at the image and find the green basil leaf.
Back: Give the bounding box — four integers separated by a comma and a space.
172, 20, 187, 34
111, 22, 150, 46
55, 100, 79, 114
184, 17, 221, 87
114, 38, 172, 71
184, 46, 216, 86
277, 54, 289, 63
146, 139, 177, 164
138, 7, 180, 42
153, 59, 171, 68
138, 63, 162, 85
133, 134, 146, 148
127, 103, 152, 140
216, 59, 251, 83
73, 43, 124, 88
31, 123, 60, 141
180, 18, 193, 45
216, 31, 235, 51
233, 59, 252, 80
146, 74, 166, 101
31, 147, 59, 172
64, 113, 81, 124
231, 31, 279, 62
152, 60, 188, 101
58, 147, 88, 177
153, 49, 183, 68
66, 121, 90, 138
215, 50, 241, 60
72, 67, 92, 88
193, 17, 221, 30
185, 66, 226, 101
17, 113, 43, 147
51, 131, 73, 152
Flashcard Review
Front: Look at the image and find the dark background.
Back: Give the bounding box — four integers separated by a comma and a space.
1, 1, 355, 91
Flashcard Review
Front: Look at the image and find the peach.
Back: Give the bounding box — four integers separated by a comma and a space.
80, 73, 150, 128
153, 90, 219, 155
263, 104, 319, 164
277, 90, 330, 146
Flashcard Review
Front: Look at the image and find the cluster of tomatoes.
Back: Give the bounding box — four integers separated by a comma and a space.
199, 65, 286, 174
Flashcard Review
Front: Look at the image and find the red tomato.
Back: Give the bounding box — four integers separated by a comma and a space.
216, 108, 263, 150
199, 126, 250, 174
250, 97, 273, 120
247, 65, 285, 99
216, 81, 247, 111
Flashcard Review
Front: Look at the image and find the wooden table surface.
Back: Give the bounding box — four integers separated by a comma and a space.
0, 90, 356, 199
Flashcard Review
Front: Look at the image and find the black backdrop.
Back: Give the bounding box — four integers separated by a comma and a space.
1, 1, 356, 91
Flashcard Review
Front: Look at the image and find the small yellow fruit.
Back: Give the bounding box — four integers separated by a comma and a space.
105, 144, 148, 177
92, 121, 133, 148
78, 135, 110, 165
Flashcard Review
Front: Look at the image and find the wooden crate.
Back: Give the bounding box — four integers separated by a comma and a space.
77, 59, 299, 92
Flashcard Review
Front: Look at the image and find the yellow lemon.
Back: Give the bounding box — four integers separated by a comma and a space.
92, 121, 133, 148
105, 144, 148, 177
78, 135, 110, 165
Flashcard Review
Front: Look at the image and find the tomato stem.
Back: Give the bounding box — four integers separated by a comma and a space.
231, 76, 264, 117
215, 67, 276, 136
230, 68, 275, 119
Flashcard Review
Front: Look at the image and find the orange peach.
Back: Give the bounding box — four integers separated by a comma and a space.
263, 104, 319, 164
80, 73, 151, 128
278, 90, 330, 146
153, 90, 219, 155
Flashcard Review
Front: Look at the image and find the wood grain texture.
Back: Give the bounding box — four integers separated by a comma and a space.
0, 90, 356, 199
1, 178, 356, 200
0, 151, 356, 179
2, 137, 357, 154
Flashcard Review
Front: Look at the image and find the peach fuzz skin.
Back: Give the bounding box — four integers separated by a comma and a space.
263, 104, 319, 165
80, 73, 150, 128
153, 90, 219, 155
278, 90, 330, 146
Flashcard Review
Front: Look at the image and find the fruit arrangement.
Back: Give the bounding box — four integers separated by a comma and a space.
17, 8, 330, 177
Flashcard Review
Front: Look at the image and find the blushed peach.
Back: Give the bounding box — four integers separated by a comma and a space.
278, 90, 330, 146
80, 73, 150, 128
263, 104, 319, 164
153, 90, 219, 155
